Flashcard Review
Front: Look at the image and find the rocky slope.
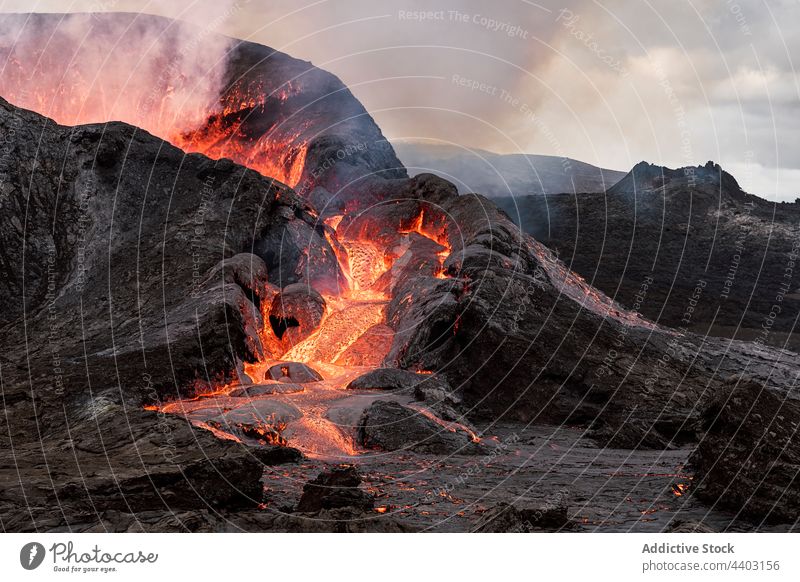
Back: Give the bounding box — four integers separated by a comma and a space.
2, 96, 798, 529
1, 82, 798, 531
493, 161, 800, 351
0, 12, 406, 212
393, 140, 626, 196
0, 95, 344, 530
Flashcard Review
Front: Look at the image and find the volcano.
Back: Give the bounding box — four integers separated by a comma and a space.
494, 161, 800, 351
1, 13, 799, 533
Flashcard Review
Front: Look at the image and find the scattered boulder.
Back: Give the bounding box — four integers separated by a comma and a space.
253, 445, 303, 465
295, 465, 374, 513
358, 400, 482, 455
268, 284, 326, 349
689, 381, 800, 523
266, 362, 323, 383
473, 501, 573, 532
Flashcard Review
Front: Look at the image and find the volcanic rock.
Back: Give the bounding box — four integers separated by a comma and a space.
493, 161, 800, 350
0, 95, 347, 407
295, 465, 374, 513
347, 368, 465, 422
689, 381, 800, 523
0, 406, 293, 529
413, 382, 465, 424
202, 252, 273, 310
267, 284, 327, 349
358, 400, 482, 455
346, 368, 448, 392
0, 94, 340, 530
253, 445, 303, 465
266, 362, 324, 383
253, 218, 346, 295
378, 173, 800, 457
473, 501, 573, 532
0, 12, 407, 213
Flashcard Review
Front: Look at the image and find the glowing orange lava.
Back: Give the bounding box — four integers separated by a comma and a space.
0, 59, 309, 187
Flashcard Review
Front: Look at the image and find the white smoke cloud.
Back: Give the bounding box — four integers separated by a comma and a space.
0, 6, 240, 137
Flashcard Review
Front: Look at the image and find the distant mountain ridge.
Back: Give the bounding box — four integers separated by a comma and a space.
493, 160, 800, 349
393, 140, 626, 196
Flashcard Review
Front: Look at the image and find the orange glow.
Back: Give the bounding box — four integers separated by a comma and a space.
672, 483, 689, 497
0, 62, 309, 187
410, 403, 480, 443
399, 208, 452, 278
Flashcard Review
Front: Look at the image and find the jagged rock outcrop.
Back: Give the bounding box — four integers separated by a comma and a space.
372, 174, 800, 456
0, 12, 407, 214
0, 97, 321, 529
689, 381, 800, 524
494, 161, 800, 350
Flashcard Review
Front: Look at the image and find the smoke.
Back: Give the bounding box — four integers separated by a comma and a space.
0, 9, 237, 138
223, 0, 581, 153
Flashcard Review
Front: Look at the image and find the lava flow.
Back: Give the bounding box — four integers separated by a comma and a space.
0, 16, 462, 458
157, 206, 455, 459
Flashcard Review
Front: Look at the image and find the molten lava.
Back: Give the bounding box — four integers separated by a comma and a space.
0, 49, 309, 187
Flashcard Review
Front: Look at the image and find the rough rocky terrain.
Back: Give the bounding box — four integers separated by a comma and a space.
493, 162, 800, 350
0, 12, 407, 215
1, 17, 799, 533
0, 95, 343, 530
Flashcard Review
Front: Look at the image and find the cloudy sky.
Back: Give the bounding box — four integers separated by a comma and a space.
3, 0, 799, 199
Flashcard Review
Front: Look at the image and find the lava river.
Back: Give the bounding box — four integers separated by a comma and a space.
159, 212, 454, 459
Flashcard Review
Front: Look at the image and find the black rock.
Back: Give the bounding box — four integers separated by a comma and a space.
345, 368, 448, 392
493, 161, 800, 350
267, 284, 327, 348
378, 174, 800, 456
266, 362, 323, 383
473, 501, 573, 532
689, 382, 800, 524
358, 400, 482, 455
253, 445, 303, 466
295, 465, 374, 513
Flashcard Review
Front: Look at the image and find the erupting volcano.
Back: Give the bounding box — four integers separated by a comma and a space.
0, 12, 405, 202
3, 10, 800, 535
